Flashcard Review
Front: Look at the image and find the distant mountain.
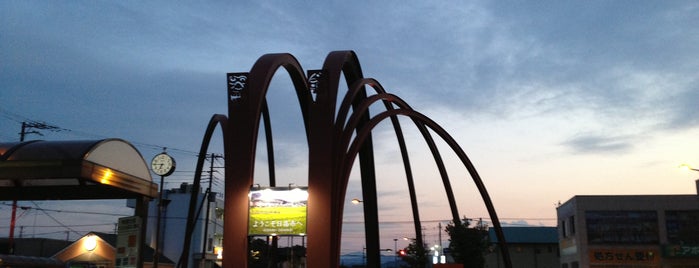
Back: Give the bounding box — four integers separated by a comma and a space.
340, 252, 404, 267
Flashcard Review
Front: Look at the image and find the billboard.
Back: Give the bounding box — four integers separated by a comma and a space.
248, 187, 308, 236
115, 216, 142, 268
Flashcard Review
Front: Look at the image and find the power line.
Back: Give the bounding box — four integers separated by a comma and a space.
0, 202, 131, 217
0, 223, 116, 229
31, 201, 81, 238
0, 109, 216, 158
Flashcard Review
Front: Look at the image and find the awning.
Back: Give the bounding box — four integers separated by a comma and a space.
0, 139, 157, 200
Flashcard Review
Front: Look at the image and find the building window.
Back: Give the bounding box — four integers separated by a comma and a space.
561, 219, 567, 237
569, 215, 575, 234
586, 211, 658, 244
561, 263, 568, 268
666, 210, 699, 244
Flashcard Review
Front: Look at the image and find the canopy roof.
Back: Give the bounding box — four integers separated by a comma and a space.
0, 139, 157, 200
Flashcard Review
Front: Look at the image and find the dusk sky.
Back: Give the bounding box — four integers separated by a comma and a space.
2, 1, 698, 255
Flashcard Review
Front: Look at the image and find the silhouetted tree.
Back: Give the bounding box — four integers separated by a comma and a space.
400, 238, 427, 268
248, 238, 269, 268
445, 217, 489, 268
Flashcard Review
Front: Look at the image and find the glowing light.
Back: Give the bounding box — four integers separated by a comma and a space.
679, 164, 697, 172
84, 235, 97, 251
351, 198, 362, 204
100, 169, 113, 184
214, 247, 223, 259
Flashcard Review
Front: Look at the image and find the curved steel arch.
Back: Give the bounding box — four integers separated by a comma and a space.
307, 50, 379, 267
178, 114, 228, 267
339, 88, 460, 222
207, 50, 511, 268
337, 78, 461, 261
225, 53, 315, 266
342, 106, 513, 268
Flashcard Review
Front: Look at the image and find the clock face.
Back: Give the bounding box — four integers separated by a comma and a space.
151, 153, 176, 176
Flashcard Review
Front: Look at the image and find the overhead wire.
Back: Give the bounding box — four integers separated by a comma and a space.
0, 109, 223, 158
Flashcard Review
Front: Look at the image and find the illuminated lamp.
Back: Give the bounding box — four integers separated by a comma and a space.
84, 235, 97, 251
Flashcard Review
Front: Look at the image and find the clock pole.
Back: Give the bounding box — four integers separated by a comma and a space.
151, 150, 175, 268
154, 172, 164, 268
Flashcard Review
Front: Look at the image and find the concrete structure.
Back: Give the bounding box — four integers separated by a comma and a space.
140, 183, 224, 268
557, 183, 699, 268
485, 227, 559, 268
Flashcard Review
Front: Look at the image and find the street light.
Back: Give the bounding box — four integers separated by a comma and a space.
679, 164, 699, 194
393, 238, 398, 268
351, 198, 363, 205
679, 164, 699, 172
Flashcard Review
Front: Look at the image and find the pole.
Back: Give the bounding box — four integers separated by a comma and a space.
154, 175, 164, 268
201, 153, 216, 267
8, 123, 28, 254
8, 203, 17, 254
438, 222, 442, 259
393, 239, 398, 268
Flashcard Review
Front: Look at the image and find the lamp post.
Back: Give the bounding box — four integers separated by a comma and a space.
393, 238, 398, 268
679, 164, 699, 194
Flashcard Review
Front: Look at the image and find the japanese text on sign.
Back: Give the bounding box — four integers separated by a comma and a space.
589, 249, 658, 264
248, 187, 308, 236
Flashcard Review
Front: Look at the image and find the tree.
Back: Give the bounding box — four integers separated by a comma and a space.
248, 238, 270, 268
400, 238, 428, 268
445, 217, 489, 268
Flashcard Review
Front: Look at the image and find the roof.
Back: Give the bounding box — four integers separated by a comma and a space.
489, 227, 558, 244
0, 254, 65, 268
52, 232, 175, 265
0, 139, 157, 200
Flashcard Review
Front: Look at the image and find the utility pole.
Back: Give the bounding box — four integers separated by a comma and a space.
201, 153, 223, 268
8, 121, 61, 254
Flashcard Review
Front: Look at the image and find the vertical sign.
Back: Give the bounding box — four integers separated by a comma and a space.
307, 70, 323, 102
248, 187, 308, 236
227, 72, 248, 103
116, 216, 142, 268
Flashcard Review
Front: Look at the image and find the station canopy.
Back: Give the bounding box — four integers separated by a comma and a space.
0, 139, 157, 200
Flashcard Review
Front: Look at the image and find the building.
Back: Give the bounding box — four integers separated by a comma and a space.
139, 183, 224, 268
485, 226, 560, 268
0, 233, 173, 268
557, 182, 699, 268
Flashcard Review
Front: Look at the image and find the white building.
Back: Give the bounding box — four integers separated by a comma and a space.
131, 182, 224, 268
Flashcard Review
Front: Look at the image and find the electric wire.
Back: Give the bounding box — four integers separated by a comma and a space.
31, 201, 82, 237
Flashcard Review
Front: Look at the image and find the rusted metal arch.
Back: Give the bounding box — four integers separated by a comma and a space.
335, 79, 425, 262
340, 87, 460, 222
179, 114, 228, 267
179, 101, 279, 267
225, 53, 313, 267
343, 107, 513, 268
309, 50, 381, 267
338, 79, 462, 224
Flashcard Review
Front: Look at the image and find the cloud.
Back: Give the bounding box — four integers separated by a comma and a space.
562, 134, 635, 154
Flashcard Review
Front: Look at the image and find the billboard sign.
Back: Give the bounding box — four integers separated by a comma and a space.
115, 216, 142, 268
248, 187, 308, 236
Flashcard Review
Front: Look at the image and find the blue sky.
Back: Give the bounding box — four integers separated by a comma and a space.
2, 1, 699, 254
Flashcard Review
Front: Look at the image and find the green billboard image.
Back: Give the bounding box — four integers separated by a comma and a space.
248, 187, 308, 236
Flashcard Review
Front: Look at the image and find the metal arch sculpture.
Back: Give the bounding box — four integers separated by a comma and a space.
179, 114, 228, 267
225, 53, 315, 266
181, 51, 511, 268
337, 89, 513, 267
